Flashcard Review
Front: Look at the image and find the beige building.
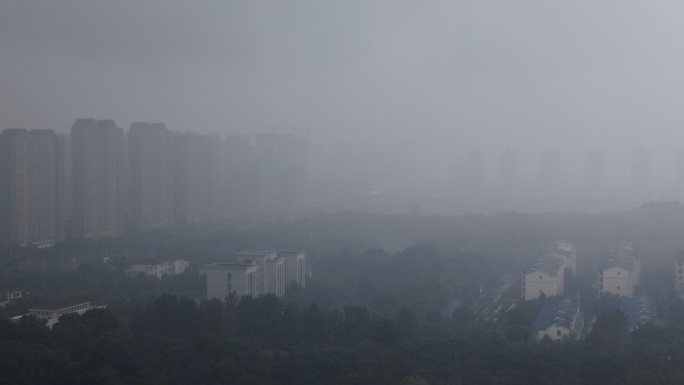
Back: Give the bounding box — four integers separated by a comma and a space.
200, 261, 260, 299
599, 245, 640, 297
0, 129, 65, 245
128, 259, 189, 279
532, 295, 583, 341
128, 123, 173, 231
71, 119, 124, 238
522, 254, 565, 300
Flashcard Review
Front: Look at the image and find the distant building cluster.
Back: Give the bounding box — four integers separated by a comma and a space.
450, 147, 684, 212
0, 120, 307, 245
200, 251, 305, 299
525, 242, 667, 341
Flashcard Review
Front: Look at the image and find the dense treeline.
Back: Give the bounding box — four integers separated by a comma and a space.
3, 294, 684, 384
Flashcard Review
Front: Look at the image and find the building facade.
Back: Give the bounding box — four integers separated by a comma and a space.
235, 251, 285, 297
200, 261, 260, 299
549, 241, 577, 274
128, 123, 173, 231
599, 245, 640, 297
128, 259, 189, 279
277, 251, 306, 289
522, 254, 565, 300
0, 129, 65, 245
71, 119, 123, 238
532, 295, 583, 341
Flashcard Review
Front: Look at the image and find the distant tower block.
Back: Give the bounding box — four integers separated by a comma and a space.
540, 149, 562, 197
585, 148, 606, 194
498, 148, 519, 194
630, 147, 652, 202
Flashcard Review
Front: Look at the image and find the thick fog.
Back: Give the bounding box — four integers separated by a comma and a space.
3, 1, 684, 215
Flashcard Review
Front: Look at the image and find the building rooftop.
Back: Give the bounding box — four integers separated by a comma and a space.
29, 299, 90, 311
549, 241, 575, 257
527, 254, 565, 276
600, 256, 635, 272
620, 296, 660, 330
532, 295, 580, 331
202, 261, 257, 270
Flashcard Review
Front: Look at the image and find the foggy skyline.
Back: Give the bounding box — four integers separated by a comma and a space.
3, 1, 684, 209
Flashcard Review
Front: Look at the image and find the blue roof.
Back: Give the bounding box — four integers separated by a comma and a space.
532, 295, 580, 331
620, 296, 660, 330
527, 254, 565, 276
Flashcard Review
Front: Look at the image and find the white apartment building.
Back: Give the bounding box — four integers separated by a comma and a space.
201, 250, 306, 300
532, 295, 583, 341
276, 251, 306, 289
128, 259, 189, 279
599, 245, 639, 297
200, 261, 260, 299
235, 251, 285, 297
522, 254, 565, 301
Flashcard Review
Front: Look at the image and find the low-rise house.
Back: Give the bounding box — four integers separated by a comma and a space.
127, 258, 189, 279
599, 245, 640, 297
620, 296, 661, 330
522, 254, 566, 300
13, 299, 106, 328
532, 295, 583, 341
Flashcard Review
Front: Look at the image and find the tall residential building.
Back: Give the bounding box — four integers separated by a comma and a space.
540, 149, 561, 197
464, 149, 486, 196
0, 129, 65, 246
630, 147, 652, 201
224, 134, 254, 217
676, 150, 684, 199
498, 148, 519, 193
253, 133, 307, 213
585, 148, 606, 194
71, 119, 124, 238
128, 123, 173, 231
207, 134, 227, 220
172, 132, 209, 225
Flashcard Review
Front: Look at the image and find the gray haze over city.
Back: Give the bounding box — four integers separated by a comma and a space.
3, 1, 684, 216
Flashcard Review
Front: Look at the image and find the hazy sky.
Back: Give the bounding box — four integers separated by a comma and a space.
2, 1, 684, 184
